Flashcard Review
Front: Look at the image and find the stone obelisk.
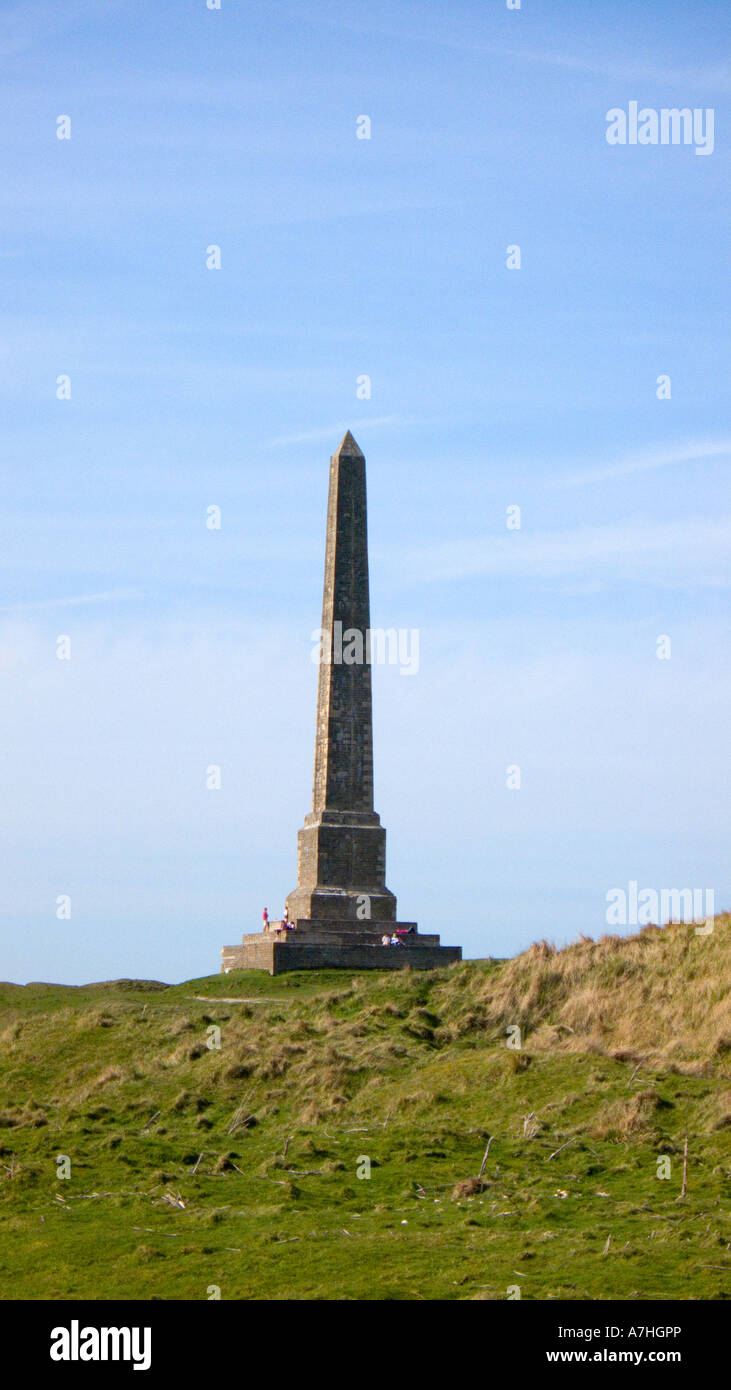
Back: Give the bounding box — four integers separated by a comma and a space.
220, 431, 461, 973
286, 430, 397, 927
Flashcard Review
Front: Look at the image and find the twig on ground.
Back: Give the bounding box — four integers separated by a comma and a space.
67, 1192, 115, 1200
478, 1135, 494, 1178
548, 1137, 576, 1160
678, 1136, 689, 1200
227, 1089, 255, 1136
159, 1191, 186, 1209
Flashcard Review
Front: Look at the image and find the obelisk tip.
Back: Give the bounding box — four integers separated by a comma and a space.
333, 429, 364, 459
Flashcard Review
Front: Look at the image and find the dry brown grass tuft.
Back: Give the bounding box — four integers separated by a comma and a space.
74, 1008, 117, 1032
591, 1088, 666, 1140
92, 1065, 123, 1089
299, 1101, 325, 1124
258, 1056, 289, 1080
436, 914, 731, 1068
452, 1177, 487, 1198
169, 1016, 196, 1036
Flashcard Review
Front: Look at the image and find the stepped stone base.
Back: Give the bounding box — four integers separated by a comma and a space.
221, 922, 461, 976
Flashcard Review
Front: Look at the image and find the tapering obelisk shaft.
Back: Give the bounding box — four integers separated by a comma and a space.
313, 431, 374, 813
286, 431, 397, 925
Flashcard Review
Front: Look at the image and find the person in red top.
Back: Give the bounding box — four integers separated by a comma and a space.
262, 908, 269, 928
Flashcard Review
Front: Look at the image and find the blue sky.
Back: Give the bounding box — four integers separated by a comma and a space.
1, 0, 728, 983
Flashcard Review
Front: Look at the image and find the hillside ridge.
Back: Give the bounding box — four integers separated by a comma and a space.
0, 916, 728, 1300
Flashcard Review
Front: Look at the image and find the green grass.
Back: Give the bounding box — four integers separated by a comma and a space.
0, 929, 729, 1301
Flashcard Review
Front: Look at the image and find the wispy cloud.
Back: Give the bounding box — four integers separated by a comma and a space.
267, 416, 417, 448
496, 47, 731, 91
401, 516, 731, 587
0, 588, 146, 612
0, 0, 121, 60
284, 5, 731, 91
559, 439, 731, 487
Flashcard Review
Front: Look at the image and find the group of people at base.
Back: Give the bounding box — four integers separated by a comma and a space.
262, 906, 416, 945
262, 907, 295, 932
381, 927, 416, 946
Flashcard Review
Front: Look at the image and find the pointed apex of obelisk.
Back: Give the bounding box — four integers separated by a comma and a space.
333, 429, 364, 459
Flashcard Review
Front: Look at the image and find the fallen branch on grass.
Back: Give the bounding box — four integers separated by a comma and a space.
66, 1192, 116, 1200
156, 1191, 186, 1209
478, 1135, 494, 1177
678, 1136, 689, 1200
548, 1137, 576, 1160
227, 1090, 255, 1136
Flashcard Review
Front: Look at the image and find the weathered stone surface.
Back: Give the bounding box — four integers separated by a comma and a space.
222, 939, 461, 976
312, 430, 374, 817
221, 431, 461, 975
286, 431, 397, 927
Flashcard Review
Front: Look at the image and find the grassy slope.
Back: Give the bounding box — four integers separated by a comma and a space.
0, 917, 728, 1301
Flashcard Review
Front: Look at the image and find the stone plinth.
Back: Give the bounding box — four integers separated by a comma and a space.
222, 929, 461, 976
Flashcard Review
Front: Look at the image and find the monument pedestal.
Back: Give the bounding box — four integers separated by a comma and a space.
222, 922, 461, 976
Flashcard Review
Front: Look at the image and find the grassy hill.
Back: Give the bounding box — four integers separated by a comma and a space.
0, 916, 729, 1301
